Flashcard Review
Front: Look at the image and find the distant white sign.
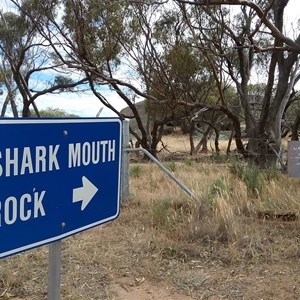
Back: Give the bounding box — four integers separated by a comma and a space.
288, 141, 300, 178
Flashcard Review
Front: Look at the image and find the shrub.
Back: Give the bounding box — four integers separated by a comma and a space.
208, 178, 229, 207
228, 160, 264, 198
210, 153, 228, 163
151, 197, 193, 230
243, 164, 263, 198
130, 165, 143, 178
184, 159, 193, 167
228, 159, 245, 179
263, 164, 281, 181
152, 198, 174, 229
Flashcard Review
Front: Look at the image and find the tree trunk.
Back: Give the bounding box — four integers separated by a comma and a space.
194, 126, 211, 154
226, 129, 234, 155
292, 112, 300, 141
189, 123, 196, 155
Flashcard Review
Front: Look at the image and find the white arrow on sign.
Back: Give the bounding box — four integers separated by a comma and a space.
73, 176, 99, 211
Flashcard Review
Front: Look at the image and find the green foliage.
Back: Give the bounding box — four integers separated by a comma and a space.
207, 178, 229, 206
210, 153, 228, 163
152, 198, 174, 229
30, 107, 79, 118
63, 0, 125, 67
263, 197, 280, 211
130, 165, 143, 178
144, 11, 220, 127
263, 164, 281, 181
165, 43, 200, 82
184, 159, 194, 167
243, 164, 263, 198
228, 160, 281, 198
151, 197, 193, 230
0, 12, 31, 49
209, 178, 227, 196
228, 159, 245, 179
53, 75, 75, 92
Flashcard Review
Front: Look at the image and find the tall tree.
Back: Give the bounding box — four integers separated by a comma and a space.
8, 0, 300, 166
175, 0, 300, 166
0, 63, 18, 117
0, 5, 88, 117
11, 0, 197, 156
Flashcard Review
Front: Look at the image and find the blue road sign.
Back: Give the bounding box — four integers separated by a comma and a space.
0, 118, 122, 258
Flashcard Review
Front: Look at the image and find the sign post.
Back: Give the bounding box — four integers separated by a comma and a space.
48, 240, 62, 300
0, 118, 122, 258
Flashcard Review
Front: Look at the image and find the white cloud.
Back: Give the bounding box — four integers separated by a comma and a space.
285, 0, 300, 38
0, 0, 16, 12
35, 91, 127, 117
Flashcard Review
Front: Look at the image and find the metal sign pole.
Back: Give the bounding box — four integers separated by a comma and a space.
121, 119, 130, 202
48, 240, 62, 300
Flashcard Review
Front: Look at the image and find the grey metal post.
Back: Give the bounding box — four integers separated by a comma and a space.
48, 240, 62, 300
121, 119, 130, 202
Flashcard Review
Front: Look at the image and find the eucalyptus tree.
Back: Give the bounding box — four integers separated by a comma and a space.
0, 5, 88, 117
8, 0, 233, 156
0, 10, 35, 117
10, 0, 156, 152
0, 64, 18, 117
132, 4, 239, 155
174, 0, 300, 166
9, 0, 300, 165
137, 7, 223, 154
170, 4, 242, 154
10, 0, 217, 156
61, 0, 165, 155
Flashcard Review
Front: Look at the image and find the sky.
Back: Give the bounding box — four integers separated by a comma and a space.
0, 0, 300, 118
35, 90, 124, 118
284, 0, 300, 38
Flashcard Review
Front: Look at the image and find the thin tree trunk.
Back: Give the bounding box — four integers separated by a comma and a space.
292, 112, 300, 141
226, 129, 234, 155
194, 126, 212, 154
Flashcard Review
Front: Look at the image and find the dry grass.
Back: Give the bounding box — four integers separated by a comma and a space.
1, 134, 300, 299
